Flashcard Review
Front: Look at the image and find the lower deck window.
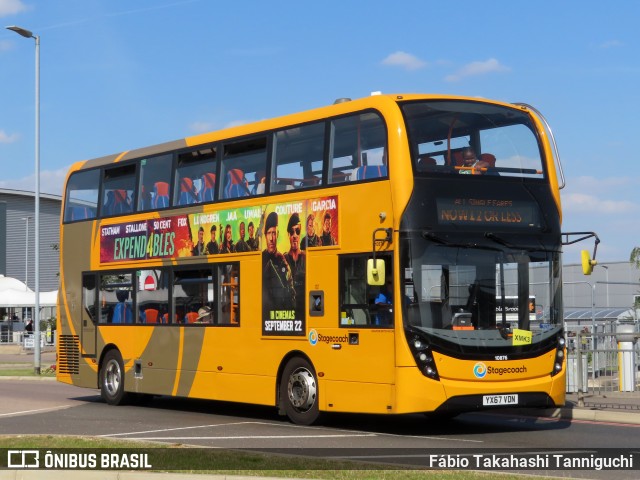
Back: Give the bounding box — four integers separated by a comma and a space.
88, 262, 239, 326
339, 254, 393, 327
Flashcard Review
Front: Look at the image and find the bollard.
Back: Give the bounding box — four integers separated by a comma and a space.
576, 331, 584, 407
616, 323, 637, 392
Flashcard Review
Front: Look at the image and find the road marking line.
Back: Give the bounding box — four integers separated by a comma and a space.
100, 420, 480, 443
0, 405, 73, 417
123, 434, 377, 440
99, 421, 275, 437
376, 432, 483, 443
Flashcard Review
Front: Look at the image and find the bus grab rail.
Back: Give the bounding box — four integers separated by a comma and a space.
513, 102, 566, 190
371, 227, 393, 263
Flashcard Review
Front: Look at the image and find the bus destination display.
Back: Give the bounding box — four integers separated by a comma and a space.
437, 197, 539, 227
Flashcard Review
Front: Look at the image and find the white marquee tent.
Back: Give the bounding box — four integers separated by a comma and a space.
0, 275, 58, 308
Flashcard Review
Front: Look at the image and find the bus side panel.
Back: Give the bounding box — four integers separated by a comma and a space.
57, 222, 99, 388
189, 371, 276, 406
322, 380, 394, 414
394, 367, 448, 413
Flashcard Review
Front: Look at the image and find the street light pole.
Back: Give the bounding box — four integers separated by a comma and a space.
20, 216, 32, 290
7, 25, 41, 375
598, 265, 609, 308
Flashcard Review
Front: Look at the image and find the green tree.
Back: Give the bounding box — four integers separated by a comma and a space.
632, 247, 640, 308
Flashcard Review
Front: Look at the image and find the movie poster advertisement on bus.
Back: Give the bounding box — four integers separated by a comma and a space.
99, 195, 338, 336
261, 195, 338, 336
99, 216, 193, 263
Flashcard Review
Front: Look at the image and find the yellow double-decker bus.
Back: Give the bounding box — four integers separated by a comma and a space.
58, 93, 570, 425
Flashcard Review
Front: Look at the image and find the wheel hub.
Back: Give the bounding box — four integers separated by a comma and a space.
105, 360, 121, 396
287, 368, 316, 411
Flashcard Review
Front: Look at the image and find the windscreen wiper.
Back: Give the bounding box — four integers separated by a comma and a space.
485, 232, 514, 248
422, 231, 450, 245
422, 231, 477, 248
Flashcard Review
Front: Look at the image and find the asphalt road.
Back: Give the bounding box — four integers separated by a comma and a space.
1, 379, 639, 479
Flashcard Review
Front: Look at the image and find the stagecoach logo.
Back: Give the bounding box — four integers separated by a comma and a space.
308, 329, 319, 346
473, 362, 488, 379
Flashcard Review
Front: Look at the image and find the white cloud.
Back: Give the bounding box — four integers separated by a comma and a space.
189, 118, 256, 135
0, 129, 19, 143
0, 166, 68, 196
0, 0, 29, 16
224, 119, 253, 129
569, 175, 635, 194
445, 58, 510, 82
599, 40, 623, 49
561, 192, 636, 214
189, 121, 215, 134
381, 51, 427, 71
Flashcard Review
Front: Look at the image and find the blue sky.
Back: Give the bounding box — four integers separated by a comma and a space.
1, 0, 638, 263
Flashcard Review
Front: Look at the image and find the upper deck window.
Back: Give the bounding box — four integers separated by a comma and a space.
174, 146, 217, 206
137, 154, 173, 212
220, 137, 268, 199
64, 169, 99, 222
329, 112, 387, 184
272, 122, 325, 191
402, 101, 544, 180
101, 165, 136, 217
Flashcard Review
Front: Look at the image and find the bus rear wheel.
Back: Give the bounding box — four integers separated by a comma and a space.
100, 349, 127, 405
280, 357, 319, 425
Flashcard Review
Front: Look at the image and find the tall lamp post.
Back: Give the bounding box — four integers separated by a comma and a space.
597, 265, 609, 308
20, 216, 32, 290
7, 25, 41, 375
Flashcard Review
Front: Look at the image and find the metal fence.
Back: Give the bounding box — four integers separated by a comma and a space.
0, 323, 56, 347
566, 325, 640, 403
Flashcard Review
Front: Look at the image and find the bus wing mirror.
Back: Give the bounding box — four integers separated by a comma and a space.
367, 259, 385, 286
562, 231, 600, 276
581, 249, 596, 276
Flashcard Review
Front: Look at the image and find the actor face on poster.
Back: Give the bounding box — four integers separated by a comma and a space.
262, 212, 297, 329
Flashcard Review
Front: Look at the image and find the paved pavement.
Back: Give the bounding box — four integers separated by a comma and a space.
3, 344, 640, 418
1, 343, 640, 480
1, 343, 639, 424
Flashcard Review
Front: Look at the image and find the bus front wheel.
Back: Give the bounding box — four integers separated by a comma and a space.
280, 357, 319, 425
100, 349, 127, 405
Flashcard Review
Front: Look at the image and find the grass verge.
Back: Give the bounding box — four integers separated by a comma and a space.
0, 368, 56, 377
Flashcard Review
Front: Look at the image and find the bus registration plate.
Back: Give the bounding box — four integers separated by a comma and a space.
483, 394, 518, 406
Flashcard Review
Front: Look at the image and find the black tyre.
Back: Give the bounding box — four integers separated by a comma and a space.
280, 357, 319, 425
100, 349, 127, 405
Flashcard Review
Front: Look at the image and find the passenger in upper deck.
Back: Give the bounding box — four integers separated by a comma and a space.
459, 147, 489, 175
416, 154, 437, 172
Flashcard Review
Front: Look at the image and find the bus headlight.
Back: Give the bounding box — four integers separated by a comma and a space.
551, 335, 566, 377
408, 332, 439, 380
